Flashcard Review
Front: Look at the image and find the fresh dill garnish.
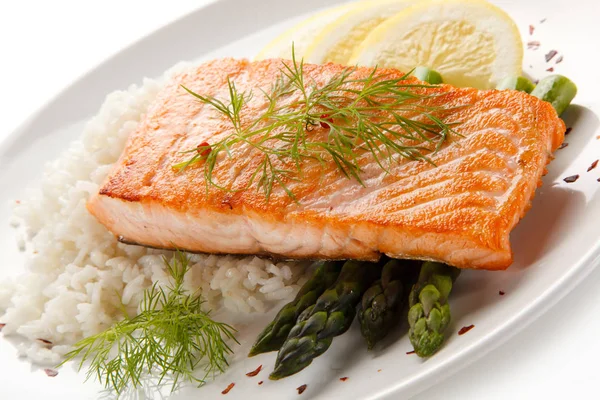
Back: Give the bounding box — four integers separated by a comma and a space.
173, 49, 459, 201
59, 252, 238, 395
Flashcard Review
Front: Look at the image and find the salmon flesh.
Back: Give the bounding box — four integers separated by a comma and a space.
87, 58, 565, 270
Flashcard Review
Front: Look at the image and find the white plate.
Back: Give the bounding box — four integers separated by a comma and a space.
1, 0, 599, 399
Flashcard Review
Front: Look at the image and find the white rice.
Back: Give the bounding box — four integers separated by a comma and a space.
0, 62, 306, 365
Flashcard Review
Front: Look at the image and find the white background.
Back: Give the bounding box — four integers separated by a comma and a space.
1, 1, 598, 399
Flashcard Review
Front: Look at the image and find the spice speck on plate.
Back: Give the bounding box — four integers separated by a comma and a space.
246, 365, 262, 377
0, 323, 5, 331
558, 142, 568, 150
556, 55, 564, 64
406, 350, 416, 355
546, 67, 554, 72
527, 41, 541, 50
499, 290, 505, 296
44, 369, 59, 377
222, 383, 235, 395
340, 377, 349, 382
529, 24, 535, 34
565, 127, 573, 135
545, 50, 558, 62
297, 384, 307, 395
258, 381, 264, 385
563, 175, 579, 183
587, 160, 599, 172
458, 325, 475, 335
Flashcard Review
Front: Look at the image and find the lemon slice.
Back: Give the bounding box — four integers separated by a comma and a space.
349, 0, 523, 89
304, 0, 418, 65
255, 3, 354, 61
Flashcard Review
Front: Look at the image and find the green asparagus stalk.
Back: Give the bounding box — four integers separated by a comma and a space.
269, 260, 378, 380
412, 66, 443, 84
496, 76, 536, 93
357, 259, 419, 349
249, 261, 343, 356
531, 75, 577, 115
408, 262, 461, 357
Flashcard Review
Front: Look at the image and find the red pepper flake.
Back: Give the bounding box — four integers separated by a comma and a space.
588, 160, 599, 172
258, 381, 264, 385
597, 178, 600, 182
597, 135, 600, 140
44, 369, 58, 377
37, 338, 53, 346
197, 141, 211, 158
377, 369, 382, 372
545, 50, 558, 62
297, 384, 307, 395
319, 114, 333, 129
246, 365, 262, 377
339, 377, 349, 382
0, 323, 5, 331
546, 67, 554, 72
556, 55, 564, 64
221, 383, 235, 395
458, 325, 475, 335
406, 350, 416, 355
499, 290, 505, 296
565, 127, 572, 135
534, 79, 540, 85
558, 142, 568, 150
529, 25, 535, 35
527, 41, 541, 50
563, 174, 579, 183
15, 200, 21, 204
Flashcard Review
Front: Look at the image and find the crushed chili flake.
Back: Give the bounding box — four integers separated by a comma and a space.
44, 369, 59, 377
246, 365, 262, 377
565, 127, 573, 135
597, 178, 600, 182
597, 135, 600, 140
339, 377, 349, 382
458, 325, 475, 335
197, 141, 212, 158
15, 200, 21, 204
529, 25, 535, 35
527, 41, 541, 50
556, 55, 564, 64
588, 160, 599, 172
546, 67, 554, 72
563, 174, 579, 183
406, 350, 416, 355
558, 142, 569, 150
258, 381, 264, 385
37, 338, 53, 346
320, 114, 334, 129
499, 291, 505, 296
534, 79, 540, 84
297, 384, 307, 395
221, 383, 235, 395
545, 50, 558, 62
378, 369, 382, 372
0, 323, 5, 331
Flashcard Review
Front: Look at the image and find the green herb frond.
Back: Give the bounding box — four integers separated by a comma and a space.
174, 48, 460, 201
59, 251, 238, 396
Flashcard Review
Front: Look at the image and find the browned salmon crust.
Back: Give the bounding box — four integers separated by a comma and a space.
87, 58, 565, 270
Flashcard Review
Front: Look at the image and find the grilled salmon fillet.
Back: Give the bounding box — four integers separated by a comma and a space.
87, 58, 565, 270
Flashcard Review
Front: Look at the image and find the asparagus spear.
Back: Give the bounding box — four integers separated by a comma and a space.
357, 259, 419, 349
412, 66, 443, 84
408, 262, 461, 357
249, 261, 343, 356
269, 260, 378, 380
531, 75, 577, 115
496, 76, 536, 93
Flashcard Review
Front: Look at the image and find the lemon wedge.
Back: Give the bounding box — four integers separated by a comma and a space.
255, 3, 354, 60
303, 0, 419, 65
349, 0, 523, 89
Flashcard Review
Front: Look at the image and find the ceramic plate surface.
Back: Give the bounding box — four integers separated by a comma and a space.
1, 0, 599, 399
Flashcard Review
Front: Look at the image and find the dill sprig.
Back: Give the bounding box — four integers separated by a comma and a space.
59, 252, 238, 395
173, 49, 459, 201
